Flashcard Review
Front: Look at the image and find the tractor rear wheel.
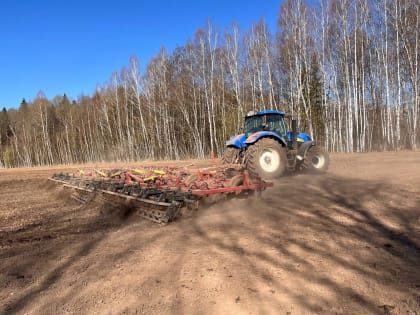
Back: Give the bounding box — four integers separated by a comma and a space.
246, 138, 287, 179
222, 147, 240, 164
304, 145, 329, 173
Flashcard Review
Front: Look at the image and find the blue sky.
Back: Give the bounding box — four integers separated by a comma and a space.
0, 0, 283, 109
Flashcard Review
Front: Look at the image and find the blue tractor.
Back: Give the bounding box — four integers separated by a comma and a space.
223, 109, 329, 179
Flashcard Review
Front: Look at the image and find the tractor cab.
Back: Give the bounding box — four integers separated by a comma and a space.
244, 110, 287, 137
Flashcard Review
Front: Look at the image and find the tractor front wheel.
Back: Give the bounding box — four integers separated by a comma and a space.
304, 146, 330, 173
246, 138, 287, 179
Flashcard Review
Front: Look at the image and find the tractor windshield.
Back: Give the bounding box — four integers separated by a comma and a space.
266, 114, 287, 135
245, 114, 286, 137
245, 115, 264, 136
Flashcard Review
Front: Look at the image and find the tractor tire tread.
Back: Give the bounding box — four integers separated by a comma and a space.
246, 138, 287, 179
303, 145, 330, 173
222, 147, 240, 164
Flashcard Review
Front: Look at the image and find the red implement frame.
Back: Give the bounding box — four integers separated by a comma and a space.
57, 165, 273, 196
190, 171, 273, 195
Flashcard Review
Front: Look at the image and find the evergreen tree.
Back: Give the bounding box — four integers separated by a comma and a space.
19, 98, 28, 113
0, 107, 12, 145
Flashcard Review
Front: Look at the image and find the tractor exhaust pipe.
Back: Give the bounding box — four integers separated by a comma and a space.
292, 119, 298, 150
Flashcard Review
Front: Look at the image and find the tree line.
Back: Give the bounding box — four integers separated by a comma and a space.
0, 0, 418, 167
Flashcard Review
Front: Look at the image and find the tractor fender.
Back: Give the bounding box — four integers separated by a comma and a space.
297, 141, 315, 160
226, 133, 247, 148
245, 131, 287, 146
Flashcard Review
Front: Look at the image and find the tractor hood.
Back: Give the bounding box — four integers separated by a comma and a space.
245, 131, 287, 146
226, 133, 247, 148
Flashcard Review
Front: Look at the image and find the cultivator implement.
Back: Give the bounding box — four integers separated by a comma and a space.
49, 165, 273, 224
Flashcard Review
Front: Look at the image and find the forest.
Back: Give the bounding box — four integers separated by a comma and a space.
0, 0, 418, 167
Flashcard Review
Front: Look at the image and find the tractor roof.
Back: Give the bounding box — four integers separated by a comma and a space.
246, 109, 285, 117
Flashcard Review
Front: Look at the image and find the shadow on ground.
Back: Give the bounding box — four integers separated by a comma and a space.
185, 174, 420, 314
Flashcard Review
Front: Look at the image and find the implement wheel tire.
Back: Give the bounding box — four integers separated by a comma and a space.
304, 146, 330, 173
246, 138, 287, 179
222, 147, 240, 164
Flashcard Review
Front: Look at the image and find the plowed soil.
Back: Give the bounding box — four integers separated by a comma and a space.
0, 152, 419, 315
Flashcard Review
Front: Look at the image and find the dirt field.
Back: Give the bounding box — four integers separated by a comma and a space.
0, 152, 419, 315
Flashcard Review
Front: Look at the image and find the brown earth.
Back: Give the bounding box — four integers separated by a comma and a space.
0, 152, 419, 315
